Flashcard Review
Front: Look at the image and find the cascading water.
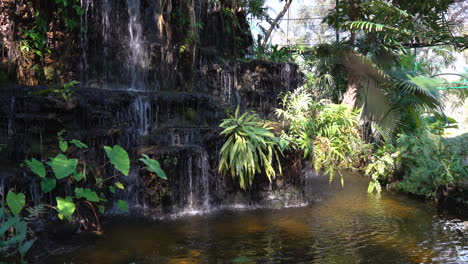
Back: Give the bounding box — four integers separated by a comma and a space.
80, 0, 93, 84
7, 96, 15, 138
197, 147, 211, 210
126, 0, 148, 90
131, 96, 152, 136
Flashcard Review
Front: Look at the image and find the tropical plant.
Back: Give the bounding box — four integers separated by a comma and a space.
365, 144, 398, 193
21, 134, 167, 231
275, 86, 314, 148
20, 11, 50, 58
304, 101, 366, 185
0, 192, 36, 263
395, 130, 467, 198
219, 107, 282, 189
33, 80, 80, 102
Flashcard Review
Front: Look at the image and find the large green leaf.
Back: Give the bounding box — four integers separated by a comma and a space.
25, 158, 46, 178
139, 154, 167, 180
75, 188, 99, 202
47, 154, 78, 179
104, 145, 130, 176
40, 178, 56, 193
6, 191, 25, 215
56, 196, 75, 221
70, 139, 88, 149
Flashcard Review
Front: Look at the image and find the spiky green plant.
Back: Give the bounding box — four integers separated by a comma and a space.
219, 107, 282, 189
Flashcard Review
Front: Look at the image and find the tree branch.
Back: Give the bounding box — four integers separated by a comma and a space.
261, 0, 293, 47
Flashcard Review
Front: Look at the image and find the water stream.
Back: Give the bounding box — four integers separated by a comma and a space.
49, 174, 468, 263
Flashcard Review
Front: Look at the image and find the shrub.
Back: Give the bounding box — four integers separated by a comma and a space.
219, 107, 282, 189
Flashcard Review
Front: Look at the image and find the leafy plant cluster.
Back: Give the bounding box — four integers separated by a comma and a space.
219, 107, 283, 189
275, 87, 368, 185
252, 45, 296, 63
20, 11, 50, 58
54, 0, 85, 31
1, 135, 167, 261
395, 130, 467, 198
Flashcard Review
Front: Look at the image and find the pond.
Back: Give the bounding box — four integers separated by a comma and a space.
50, 175, 467, 264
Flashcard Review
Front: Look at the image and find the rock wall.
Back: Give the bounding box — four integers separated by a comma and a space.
0, 0, 306, 215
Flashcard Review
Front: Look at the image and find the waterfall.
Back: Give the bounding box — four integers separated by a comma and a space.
187, 156, 194, 209
126, 0, 148, 90
131, 96, 152, 136
7, 96, 15, 138
198, 147, 211, 210
80, 0, 92, 84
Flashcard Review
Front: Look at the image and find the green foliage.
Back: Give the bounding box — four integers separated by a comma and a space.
19, 134, 167, 239
295, 44, 348, 102
55, 0, 84, 31
275, 87, 313, 148
59, 140, 68, 152
365, 144, 397, 193
74, 188, 99, 202
306, 102, 365, 185
40, 178, 56, 193
396, 130, 467, 198
104, 145, 130, 176
70, 139, 88, 149
33, 80, 80, 102
276, 88, 367, 185
47, 154, 78, 179
56, 196, 76, 221
0, 209, 36, 263
219, 107, 282, 189
5, 136, 167, 262
20, 11, 49, 58
424, 113, 458, 136
25, 158, 46, 178
140, 154, 167, 180
6, 192, 26, 215
117, 200, 129, 213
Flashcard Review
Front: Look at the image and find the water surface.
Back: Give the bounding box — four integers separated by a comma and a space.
52, 175, 468, 263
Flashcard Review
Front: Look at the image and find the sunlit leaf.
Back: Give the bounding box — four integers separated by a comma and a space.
47, 154, 78, 179
56, 196, 75, 221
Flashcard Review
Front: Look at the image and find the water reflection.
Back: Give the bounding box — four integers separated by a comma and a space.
51, 174, 468, 264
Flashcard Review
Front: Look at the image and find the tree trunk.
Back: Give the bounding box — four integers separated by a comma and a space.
341, 72, 361, 108
261, 0, 293, 47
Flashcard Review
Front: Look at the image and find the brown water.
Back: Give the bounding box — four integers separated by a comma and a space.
51, 175, 468, 264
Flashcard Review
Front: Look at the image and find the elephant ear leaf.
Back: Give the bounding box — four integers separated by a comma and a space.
75, 188, 100, 202
104, 145, 130, 176
47, 154, 78, 179
25, 158, 46, 178
56, 196, 75, 221
139, 154, 167, 180
6, 191, 26, 215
